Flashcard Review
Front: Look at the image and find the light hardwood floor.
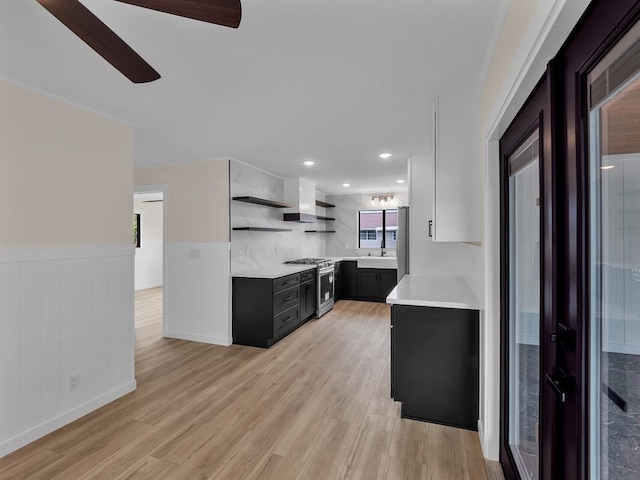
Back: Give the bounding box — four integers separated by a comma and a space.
0, 287, 492, 480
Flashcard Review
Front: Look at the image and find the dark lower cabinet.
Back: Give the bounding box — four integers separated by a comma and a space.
233, 269, 315, 348
379, 270, 397, 299
300, 278, 316, 320
391, 304, 479, 431
342, 261, 358, 299
357, 270, 379, 300
334, 261, 342, 301
356, 268, 397, 302
339, 261, 397, 302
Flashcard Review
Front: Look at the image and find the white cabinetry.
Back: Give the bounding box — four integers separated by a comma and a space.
431, 93, 482, 243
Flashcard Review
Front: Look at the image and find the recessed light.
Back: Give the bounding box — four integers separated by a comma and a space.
379, 153, 392, 159
396, 179, 405, 184
601, 165, 615, 170
303, 160, 315, 166
342, 183, 351, 187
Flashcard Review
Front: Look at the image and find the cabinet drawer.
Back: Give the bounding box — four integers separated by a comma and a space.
273, 273, 300, 293
273, 305, 300, 333
300, 269, 316, 283
273, 286, 300, 315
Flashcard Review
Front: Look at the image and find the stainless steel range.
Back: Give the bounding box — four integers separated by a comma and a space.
284, 258, 335, 317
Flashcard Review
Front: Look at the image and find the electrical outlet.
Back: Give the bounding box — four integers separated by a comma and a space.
68, 374, 79, 392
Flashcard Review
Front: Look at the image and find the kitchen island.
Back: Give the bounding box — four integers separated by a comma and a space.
387, 275, 480, 431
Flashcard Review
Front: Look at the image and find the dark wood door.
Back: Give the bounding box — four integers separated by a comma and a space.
499, 1, 640, 478
500, 72, 559, 480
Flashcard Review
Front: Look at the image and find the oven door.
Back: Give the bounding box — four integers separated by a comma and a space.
317, 266, 335, 317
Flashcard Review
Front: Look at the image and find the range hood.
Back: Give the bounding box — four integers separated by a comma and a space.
283, 177, 317, 223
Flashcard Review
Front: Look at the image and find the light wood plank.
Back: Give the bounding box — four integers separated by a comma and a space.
0, 289, 489, 480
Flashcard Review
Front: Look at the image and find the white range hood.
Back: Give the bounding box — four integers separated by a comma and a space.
283, 177, 317, 223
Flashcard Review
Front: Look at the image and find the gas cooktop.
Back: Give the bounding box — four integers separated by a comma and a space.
285, 258, 330, 265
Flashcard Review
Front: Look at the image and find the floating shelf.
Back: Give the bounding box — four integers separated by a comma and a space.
233, 227, 292, 232
316, 200, 336, 208
305, 230, 336, 233
316, 215, 335, 221
232, 196, 292, 208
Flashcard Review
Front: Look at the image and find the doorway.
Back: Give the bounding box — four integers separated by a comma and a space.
499, 1, 640, 478
133, 188, 166, 340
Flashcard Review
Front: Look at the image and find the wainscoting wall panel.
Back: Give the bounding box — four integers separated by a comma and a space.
164, 242, 231, 346
0, 246, 136, 458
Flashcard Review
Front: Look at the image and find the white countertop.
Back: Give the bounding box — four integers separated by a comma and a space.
232, 264, 316, 279
386, 275, 480, 310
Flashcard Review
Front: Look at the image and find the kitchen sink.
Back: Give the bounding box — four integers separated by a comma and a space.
357, 257, 398, 269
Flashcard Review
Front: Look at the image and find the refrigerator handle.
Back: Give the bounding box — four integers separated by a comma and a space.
428, 220, 433, 238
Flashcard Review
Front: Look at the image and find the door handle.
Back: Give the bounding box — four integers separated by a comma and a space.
544, 368, 573, 403
550, 322, 575, 350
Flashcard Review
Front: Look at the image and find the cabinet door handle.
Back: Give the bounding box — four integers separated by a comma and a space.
284, 295, 294, 301
283, 316, 292, 323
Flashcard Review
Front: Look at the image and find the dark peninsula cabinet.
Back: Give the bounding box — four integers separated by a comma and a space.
391, 304, 479, 430
232, 269, 316, 348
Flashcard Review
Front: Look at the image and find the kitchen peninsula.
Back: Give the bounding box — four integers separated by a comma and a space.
387, 275, 480, 430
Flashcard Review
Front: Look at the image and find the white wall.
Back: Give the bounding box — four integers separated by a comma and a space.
0, 79, 135, 458
134, 160, 231, 346
134, 195, 163, 291
230, 160, 326, 270
325, 192, 408, 258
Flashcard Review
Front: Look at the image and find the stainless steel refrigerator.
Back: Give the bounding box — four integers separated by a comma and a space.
396, 206, 410, 282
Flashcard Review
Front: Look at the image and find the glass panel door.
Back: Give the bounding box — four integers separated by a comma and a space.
589, 26, 640, 480
508, 131, 541, 480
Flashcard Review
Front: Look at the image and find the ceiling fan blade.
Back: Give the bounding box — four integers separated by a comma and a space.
35, 0, 160, 83
114, 0, 241, 28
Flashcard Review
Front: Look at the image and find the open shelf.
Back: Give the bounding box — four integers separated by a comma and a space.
233, 227, 292, 232
305, 230, 336, 233
316, 215, 335, 221
233, 196, 292, 208
315, 200, 335, 208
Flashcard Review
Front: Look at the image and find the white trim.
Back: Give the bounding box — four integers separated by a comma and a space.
0, 245, 134, 263
164, 330, 232, 347
0, 380, 136, 458
0, 73, 134, 127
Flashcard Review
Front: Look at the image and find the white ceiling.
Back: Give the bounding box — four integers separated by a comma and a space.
0, 0, 503, 194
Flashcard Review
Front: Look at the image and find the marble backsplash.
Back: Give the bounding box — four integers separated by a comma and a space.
326, 192, 408, 258
230, 161, 326, 272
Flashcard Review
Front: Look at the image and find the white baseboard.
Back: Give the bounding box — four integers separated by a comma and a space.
0, 380, 136, 459
164, 330, 232, 347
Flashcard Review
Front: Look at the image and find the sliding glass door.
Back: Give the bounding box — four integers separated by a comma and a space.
588, 23, 640, 480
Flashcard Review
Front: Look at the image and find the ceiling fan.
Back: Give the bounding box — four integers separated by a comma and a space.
35, 0, 241, 83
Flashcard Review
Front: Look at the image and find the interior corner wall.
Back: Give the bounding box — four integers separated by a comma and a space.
134, 160, 231, 346
134, 196, 163, 291
0, 79, 135, 458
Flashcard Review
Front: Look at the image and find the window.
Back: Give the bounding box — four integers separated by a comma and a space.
360, 230, 377, 240
358, 209, 398, 248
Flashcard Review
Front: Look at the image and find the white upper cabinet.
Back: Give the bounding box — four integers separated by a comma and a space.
431, 93, 482, 243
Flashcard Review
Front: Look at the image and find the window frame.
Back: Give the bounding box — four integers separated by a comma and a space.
357, 208, 397, 249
